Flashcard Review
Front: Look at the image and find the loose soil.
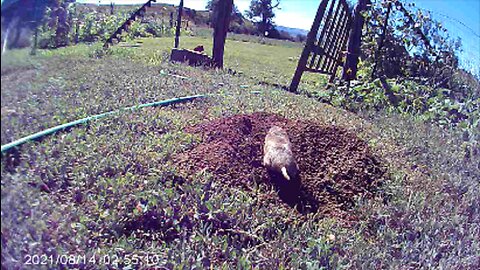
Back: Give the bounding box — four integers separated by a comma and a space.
177, 112, 387, 219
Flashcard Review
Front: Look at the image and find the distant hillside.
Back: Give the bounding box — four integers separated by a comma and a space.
276, 26, 308, 38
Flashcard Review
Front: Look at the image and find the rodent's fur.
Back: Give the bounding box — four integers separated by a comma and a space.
263, 126, 299, 181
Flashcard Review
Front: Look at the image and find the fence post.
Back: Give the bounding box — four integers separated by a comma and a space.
110, 2, 115, 15
342, 0, 369, 81
174, 0, 184, 48
212, 0, 233, 68
30, 0, 40, 55
372, 0, 392, 79
329, 12, 351, 83
289, 0, 329, 92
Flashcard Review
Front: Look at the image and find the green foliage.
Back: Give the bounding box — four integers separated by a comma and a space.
37, 3, 181, 49
320, 75, 479, 130
1, 48, 357, 269
1, 0, 74, 49
363, 0, 468, 91
314, 0, 480, 159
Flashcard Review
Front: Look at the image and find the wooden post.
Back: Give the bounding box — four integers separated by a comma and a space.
308, 0, 335, 68
289, 0, 329, 92
30, 0, 39, 55
74, 19, 79, 44
31, 26, 39, 55
371, 0, 392, 79
320, 3, 343, 71
73, 3, 79, 44
174, 0, 183, 48
342, 0, 369, 81
329, 13, 351, 83
212, 0, 233, 68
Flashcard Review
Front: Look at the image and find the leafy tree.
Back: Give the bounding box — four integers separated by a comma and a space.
246, 0, 280, 36
48, 0, 75, 47
205, 0, 215, 11
1, 0, 74, 50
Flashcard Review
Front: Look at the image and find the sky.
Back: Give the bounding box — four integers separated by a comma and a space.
75, 0, 480, 31
75, 0, 325, 30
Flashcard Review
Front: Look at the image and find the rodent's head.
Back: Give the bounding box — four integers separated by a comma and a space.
193, 45, 204, 52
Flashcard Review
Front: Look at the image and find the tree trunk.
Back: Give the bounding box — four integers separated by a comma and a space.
342, 0, 369, 81
261, 15, 267, 36
371, 1, 392, 79
289, 0, 329, 92
212, 0, 233, 68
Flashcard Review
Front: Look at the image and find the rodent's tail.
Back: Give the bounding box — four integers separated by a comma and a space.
281, 167, 291, 181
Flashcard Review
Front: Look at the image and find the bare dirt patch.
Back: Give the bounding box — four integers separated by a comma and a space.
177, 112, 387, 219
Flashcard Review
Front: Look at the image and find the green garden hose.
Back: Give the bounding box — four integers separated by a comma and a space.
1, 94, 206, 154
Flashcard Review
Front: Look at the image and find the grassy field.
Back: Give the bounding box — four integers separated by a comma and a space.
117, 35, 326, 92
1, 36, 479, 269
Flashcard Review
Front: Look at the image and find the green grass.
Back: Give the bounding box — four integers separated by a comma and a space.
142, 36, 327, 90
1, 38, 479, 269
75, 35, 325, 91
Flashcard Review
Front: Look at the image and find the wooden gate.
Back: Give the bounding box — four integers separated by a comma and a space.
289, 0, 352, 92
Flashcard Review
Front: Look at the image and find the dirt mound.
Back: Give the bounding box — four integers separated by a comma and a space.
177, 112, 386, 218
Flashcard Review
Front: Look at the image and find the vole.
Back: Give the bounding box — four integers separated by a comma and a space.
193, 45, 205, 53
263, 126, 299, 181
